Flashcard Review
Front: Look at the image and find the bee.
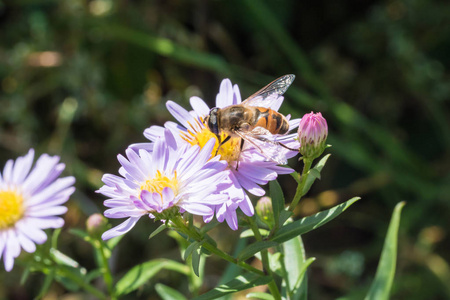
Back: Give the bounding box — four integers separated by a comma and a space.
204, 74, 297, 165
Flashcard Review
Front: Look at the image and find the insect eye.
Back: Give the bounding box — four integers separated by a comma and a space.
207, 108, 220, 135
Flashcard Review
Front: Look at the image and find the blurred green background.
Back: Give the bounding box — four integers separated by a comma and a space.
1, 0, 449, 299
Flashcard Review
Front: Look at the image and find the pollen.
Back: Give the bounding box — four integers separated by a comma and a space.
141, 170, 179, 197
180, 118, 241, 164
0, 190, 24, 230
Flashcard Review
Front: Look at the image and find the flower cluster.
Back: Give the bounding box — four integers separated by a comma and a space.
0, 149, 75, 271
126, 78, 301, 230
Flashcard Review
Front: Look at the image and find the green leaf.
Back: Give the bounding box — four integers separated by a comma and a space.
36, 271, 55, 299
200, 220, 219, 234
116, 259, 190, 296
86, 269, 103, 283
302, 154, 330, 197
246, 292, 275, 300
237, 241, 279, 261
20, 267, 30, 285
50, 249, 81, 268
364, 202, 405, 300
282, 236, 305, 294
149, 224, 167, 240
69, 228, 90, 240
155, 283, 188, 300
184, 241, 201, 261
308, 168, 321, 180
279, 210, 293, 227
269, 252, 283, 276
270, 180, 285, 229
191, 247, 201, 277
240, 228, 270, 238
279, 236, 314, 300
192, 273, 272, 300
106, 234, 124, 251
271, 197, 360, 243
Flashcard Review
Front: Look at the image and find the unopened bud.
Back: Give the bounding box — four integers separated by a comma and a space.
86, 213, 108, 236
256, 197, 275, 229
298, 112, 328, 158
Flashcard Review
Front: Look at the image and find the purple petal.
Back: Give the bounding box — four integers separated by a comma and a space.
166, 101, 196, 129
190, 96, 210, 116
101, 217, 141, 240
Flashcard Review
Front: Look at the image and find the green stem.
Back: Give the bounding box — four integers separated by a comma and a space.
289, 158, 313, 211
170, 216, 265, 276
248, 216, 282, 300
96, 240, 115, 299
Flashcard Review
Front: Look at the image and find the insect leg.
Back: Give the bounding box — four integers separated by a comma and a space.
235, 138, 245, 171
215, 135, 231, 156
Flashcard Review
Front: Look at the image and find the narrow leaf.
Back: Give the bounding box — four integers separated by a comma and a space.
191, 247, 201, 277
282, 236, 305, 294
240, 228, 270, 238
246, 292, 275, 299
270, 180, 285, 229
149, 224, 167, 240
69, 228, 90, 240
237, 241, 279, 261
302, 154, 330, 196
192, 274, 272, 300
20, 267, 30, 285
271, 197, 360, 243
155, 283, 188, 300
279, 210, 293, 227
364, 202, 405, 300
106, 234, 124, 251
36, 271, 54, 299
184, 241, 201, 261
116, 259, 190, 296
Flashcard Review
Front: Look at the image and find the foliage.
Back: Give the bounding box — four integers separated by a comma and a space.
1, 0, 449, 299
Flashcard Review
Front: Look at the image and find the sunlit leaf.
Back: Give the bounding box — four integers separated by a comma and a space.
155, 283, 188, 300
192, 273, 272, 300
116, 259, 190, 296
240, 228, 270, 238
246, 292, 275, 300
271, 197, 360, 243
364, 202, 405, 300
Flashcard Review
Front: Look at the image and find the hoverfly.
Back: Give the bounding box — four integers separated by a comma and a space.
204, 74, 297, 166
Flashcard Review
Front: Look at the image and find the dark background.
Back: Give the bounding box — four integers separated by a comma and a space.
0, 0, 449, 299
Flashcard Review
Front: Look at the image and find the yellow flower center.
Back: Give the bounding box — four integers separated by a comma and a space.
180, 118, 241, 164
0, 190, 24, 230
140, 170, 179, 197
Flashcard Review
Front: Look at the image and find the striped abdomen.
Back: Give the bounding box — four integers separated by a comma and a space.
253, 107, 289, 134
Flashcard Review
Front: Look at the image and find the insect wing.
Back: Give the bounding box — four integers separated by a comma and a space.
242, 74, 295, 108
236, 128, 288, 165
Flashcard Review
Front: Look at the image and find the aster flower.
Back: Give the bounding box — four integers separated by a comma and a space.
0, 149, 75, 271
98, 129, 229, 240
297, 111, 328, 159
131, 78, 300, 230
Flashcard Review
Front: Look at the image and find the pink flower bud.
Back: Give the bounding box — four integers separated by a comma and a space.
86, 213, 108, 236
297, 112, 328, 158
